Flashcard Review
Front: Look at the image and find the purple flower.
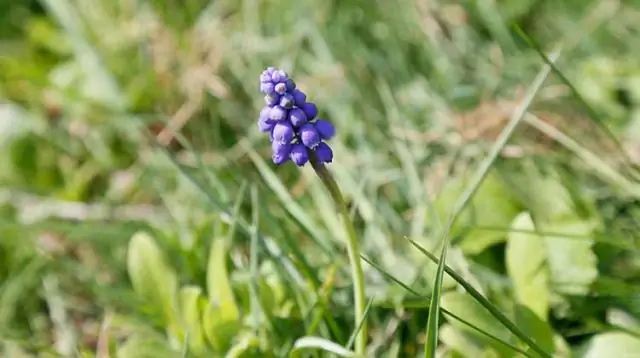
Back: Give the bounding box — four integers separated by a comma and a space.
275, 83, 287, 95
314, 119, 335, 140
260, 72, 271, 83
290, 144, 309, 166
264, 93, 280, 106
258, 107, 274, 132
301, 102, 318, 120
269, 106, 288, 121
285, 79, 296, 91
272, 141, 291, 165
260, 82, 275, 94
292, 89, 307, 106
315, 142, 333, 163
299, 123, 321, 148
289, 108, 307, 127
271, 144, 291, 165
279, 93, 295, 109
272, 121, 294, 144
271, 70, 288, 83
256, 66, 335, 167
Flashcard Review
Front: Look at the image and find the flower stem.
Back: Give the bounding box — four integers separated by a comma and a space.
309, 155, 367, 355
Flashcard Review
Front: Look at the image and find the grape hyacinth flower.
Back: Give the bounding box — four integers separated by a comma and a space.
258, 67, 335, 167
256, 67, 367, 355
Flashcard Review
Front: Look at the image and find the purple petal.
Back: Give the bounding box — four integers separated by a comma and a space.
301, 102, 318, 120
260, 71, 272, 83
264, 93, 280, 106
266, 67, 276, 74
272, 151, 290, 165
314, 119, 335, 140
314, 142, 333, 163
279, 93, 295, 109
292, 89, 307, 106
272, 121, 294, 144
299, 123, 321, 148
271, 70, 288, 83
289, 108, 307, 127
272, 140, 291, 156
275, 82, 287, 95
285, 79, 296, 91
290, 144, 309, 166
258, 107, 274, 132
260, 82, 275, 94
268, 106, 288, 121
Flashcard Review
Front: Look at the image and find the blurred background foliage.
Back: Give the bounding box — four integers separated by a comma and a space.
0, 0, 639, 357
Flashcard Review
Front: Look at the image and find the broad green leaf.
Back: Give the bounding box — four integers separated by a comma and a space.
207, 235, 240, 316
436, 172, 521, 254
178, 286, 207, 356
439, 324, 485, 358
506, 212, 549, 320
607, 309, 640, 335
540, 217, 598, 296
203, 235, 241, 351
441, 291, 514, 357
127, 232, 178, 326
576, 332, 640, 358
201, 301, 242, 352
513, 304, 555, 356
442, 292, 555, 357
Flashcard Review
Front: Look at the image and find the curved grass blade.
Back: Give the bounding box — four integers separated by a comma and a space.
424, 243, 445, 357
406, 238, 551, 358
512, 25, 640, 180
290, 337, 360, 358
346, 297, 374, 351
360, 256, 534, 357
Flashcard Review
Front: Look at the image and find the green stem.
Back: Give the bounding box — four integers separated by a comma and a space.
309, 154, 367, 355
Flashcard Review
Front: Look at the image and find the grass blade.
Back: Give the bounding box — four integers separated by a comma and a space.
290, 337, 360, 358
423, 242, 446, 357
512, 25, 640, 180
407, 238, 549, 358
360, 256, 534, 357
346, 297, 374, 351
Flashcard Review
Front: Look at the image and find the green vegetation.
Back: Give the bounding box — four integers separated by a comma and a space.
1, 0, 639, 357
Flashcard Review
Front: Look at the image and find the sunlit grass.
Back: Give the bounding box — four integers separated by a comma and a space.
1, 0, 639, 357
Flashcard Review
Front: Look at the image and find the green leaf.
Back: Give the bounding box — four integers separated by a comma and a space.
436, 172, 521, 254
513, 305, 556, 356
127, 231, 178, 326
607, 309, 640, 335
540, 217, 598, 296
203, 233, 241, 351
576, 333, 640, 358
442, 292, 556, 357
506, 212, 550, 320
178, 286, 207, 356
439, 324, 486, 358
441, 291, 513, 348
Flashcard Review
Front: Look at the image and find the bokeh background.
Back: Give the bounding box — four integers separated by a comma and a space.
1, 0, 640, 357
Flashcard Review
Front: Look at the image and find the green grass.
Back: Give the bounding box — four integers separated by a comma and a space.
1, 0, 640, 357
